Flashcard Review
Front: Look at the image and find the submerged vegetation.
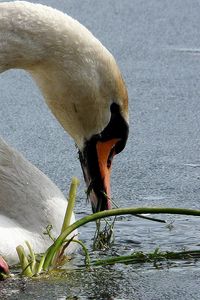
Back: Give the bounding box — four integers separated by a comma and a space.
2, 177, 200, 279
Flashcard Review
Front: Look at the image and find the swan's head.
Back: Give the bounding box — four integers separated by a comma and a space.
33, 36, 129, 213
25, 5, 129, 212
39, 55, 129, 213
79, 96, 128, 212
75, 56, 129, 212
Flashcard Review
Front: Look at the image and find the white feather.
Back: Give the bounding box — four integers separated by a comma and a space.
0, 1, 128, 263
0, 138, 76, 263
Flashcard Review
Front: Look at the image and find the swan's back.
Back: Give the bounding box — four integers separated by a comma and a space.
0, 137, 67, 231
0, 138, 76, 262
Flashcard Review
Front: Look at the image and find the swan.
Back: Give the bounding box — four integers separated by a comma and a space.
0, 1, 129, 270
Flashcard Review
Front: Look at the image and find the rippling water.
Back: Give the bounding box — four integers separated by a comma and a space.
1, 0, 200, 298
1, 212, 200, 300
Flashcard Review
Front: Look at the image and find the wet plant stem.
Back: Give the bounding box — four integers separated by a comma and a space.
61, 177, 79, 233
71, 239, 91, 266
25, 241, 36, 273
43, 206, 200, 270
93, 249, 200, 266
16, 245, 33, 277
51, 177, 79, 267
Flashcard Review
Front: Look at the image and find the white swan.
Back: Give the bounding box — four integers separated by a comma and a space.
0, 1, 129, 267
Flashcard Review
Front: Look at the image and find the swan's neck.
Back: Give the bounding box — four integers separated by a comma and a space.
0, 3, 45, 72
0, 2, 124, 148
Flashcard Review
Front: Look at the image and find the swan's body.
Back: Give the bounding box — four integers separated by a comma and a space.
0, 1, 129, 267
0, 138, 76, 263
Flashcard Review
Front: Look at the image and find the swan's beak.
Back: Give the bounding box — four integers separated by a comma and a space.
79, 138, 118, 212
79, 102, 129, 212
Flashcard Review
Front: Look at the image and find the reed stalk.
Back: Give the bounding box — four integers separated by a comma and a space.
93, 249, 200, 266
43, 206, 200, 270
16, 245, 33, 277
61, 177, 79, 233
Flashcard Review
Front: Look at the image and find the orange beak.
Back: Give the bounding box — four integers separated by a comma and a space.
79, 103, 129, 212
79, 137, 120, 212
96, 138, 119, 209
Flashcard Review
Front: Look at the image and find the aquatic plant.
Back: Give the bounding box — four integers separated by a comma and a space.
12, 178, 200, 277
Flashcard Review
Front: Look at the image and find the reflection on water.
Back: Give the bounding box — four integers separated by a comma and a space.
1, 0, 200, 297
1, 212, 200, 299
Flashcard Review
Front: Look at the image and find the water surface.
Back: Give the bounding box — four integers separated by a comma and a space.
1, 0, 200, 299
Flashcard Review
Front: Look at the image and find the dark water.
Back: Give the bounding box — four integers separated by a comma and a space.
1, 0, 200, 299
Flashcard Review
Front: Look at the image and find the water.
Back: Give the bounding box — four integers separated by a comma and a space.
1, 0, 200, 299
1, 214, 200, 299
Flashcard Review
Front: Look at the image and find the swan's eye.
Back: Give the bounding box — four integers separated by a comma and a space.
107, 146, 115, 169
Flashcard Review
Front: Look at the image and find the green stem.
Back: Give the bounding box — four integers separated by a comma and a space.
16, 245, 33, 277
25, 241, 36, 273
61, 177, 79, 233
43, 206, 200, 270
36, 252, 47, 275
71, 239, 91, 266
93, 249, 200, 266
51, 177, 79, 267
